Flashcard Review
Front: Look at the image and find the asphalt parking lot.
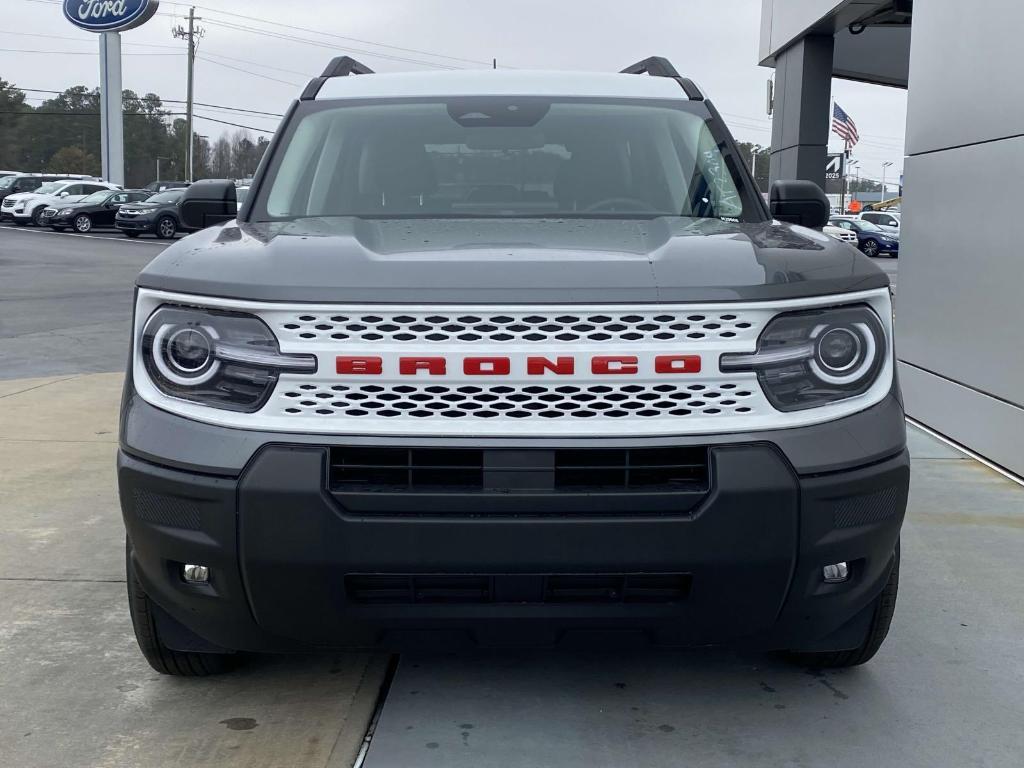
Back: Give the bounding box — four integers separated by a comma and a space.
2, 225, 1021, 768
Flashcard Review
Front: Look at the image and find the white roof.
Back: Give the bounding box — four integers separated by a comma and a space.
315, 69, 698, 102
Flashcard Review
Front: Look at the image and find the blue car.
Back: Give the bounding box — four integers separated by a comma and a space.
829, 217, 899, 258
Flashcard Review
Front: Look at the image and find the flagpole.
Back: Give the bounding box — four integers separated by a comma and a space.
840, 139, 849, 214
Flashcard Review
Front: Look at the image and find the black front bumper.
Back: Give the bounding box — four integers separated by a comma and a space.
116, 217, 154, 232
119, 433, 909, 652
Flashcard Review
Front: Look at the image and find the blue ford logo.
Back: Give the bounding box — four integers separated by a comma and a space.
63, 0, 160, 32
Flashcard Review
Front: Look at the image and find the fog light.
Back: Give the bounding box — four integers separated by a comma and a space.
823, 562, 850, 583
183, 564, 210, 584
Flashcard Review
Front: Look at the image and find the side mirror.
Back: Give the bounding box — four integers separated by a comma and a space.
769, 180, 830, 229
59, 191, 70, 198
179, 179, 238, 230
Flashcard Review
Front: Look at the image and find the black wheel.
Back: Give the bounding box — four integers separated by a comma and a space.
124, 231, 140, 238
73, 214, 92, 233
861, 239, 880, 258
156, 215, 177, 239
789, 543, 900, 669
31, 207, 46, 226
126, 539, 235, 676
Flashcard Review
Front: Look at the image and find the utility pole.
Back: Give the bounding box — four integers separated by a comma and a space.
173, 8, 203, 182
881, 161, 893, 201
750, 147, 759, 193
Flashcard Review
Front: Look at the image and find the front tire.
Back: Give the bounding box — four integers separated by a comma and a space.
31, 207, 46, 226
789, 543, 900, 668
126, 539, 235, 676
73, 214, 92, 233
861, 239, 880, 258
156, 215, 177, 239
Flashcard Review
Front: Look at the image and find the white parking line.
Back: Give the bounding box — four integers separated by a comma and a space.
0, 225, 170, 245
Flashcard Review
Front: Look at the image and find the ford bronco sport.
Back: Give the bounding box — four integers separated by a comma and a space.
119, 57, 908, 676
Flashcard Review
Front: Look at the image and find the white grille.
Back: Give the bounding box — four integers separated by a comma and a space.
132, 288, 895, 438
272, 310, 758, 345
277, 381, 758, 421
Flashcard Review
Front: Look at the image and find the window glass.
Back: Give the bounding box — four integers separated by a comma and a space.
258, 98, 762, 222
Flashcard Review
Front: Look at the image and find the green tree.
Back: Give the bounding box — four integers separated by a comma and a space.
46, 146, 100, 175
0, 79, 31, 169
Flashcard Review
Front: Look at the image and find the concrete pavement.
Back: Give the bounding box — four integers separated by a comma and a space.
0, 226, 167, 380
360, 425, 1024, 768
0, 373, 389, 768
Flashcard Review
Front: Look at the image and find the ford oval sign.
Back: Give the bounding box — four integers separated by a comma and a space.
63, 0, 160, 33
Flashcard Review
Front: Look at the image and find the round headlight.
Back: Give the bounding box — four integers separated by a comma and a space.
166, 328, 213, 375
151, 323, 219, 385
816, 327, 861, 372
809, 322, 876, 385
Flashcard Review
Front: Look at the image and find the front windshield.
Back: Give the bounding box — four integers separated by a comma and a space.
255, 97, 762, 222
35, 182, 63, 195
856, 220, 882, 232
146, 190, 184, 204
79, 191, 111, 205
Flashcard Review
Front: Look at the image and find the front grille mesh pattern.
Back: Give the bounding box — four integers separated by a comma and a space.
275, 310, 758, 344
280, 381, 757, 420
833, 486, 905, 529
132, 488, 202, 531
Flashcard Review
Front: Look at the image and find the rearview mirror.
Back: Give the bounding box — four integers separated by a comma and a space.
179, 179, 238, 230
769, 180, 830, 229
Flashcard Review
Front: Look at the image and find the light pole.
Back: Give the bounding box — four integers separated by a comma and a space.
881, 161, 894, 201
156, 156, 173, 183
846, 160, 860, 211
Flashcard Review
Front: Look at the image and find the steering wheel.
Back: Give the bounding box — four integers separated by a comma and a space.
583, 197, 656, 213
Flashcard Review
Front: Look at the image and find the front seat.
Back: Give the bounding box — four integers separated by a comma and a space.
358, 139, 438, 212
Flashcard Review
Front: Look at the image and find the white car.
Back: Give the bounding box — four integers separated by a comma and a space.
859, 211, 901, 231
833, 213, 899, 236
824, 224, 858, 245
3, 179, 121, 226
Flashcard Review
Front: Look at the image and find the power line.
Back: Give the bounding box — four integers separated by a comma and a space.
196, 55, 305, 87
12, 87, 284, 117
0, 47, 179, 55
193, 113, 275, 134
199, 19, 462, 70
158, 0, 497, 67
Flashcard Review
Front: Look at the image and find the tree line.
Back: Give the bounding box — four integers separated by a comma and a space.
0, 80, 269, 188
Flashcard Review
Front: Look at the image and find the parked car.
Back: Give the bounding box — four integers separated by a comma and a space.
115, 188, 186, 238
3, 179, 120, 226
0, 173, 95, 211
120, 56, 907, 676
833, 213, 898, 236
829, 217, 899, 258
859, 211, 901, 231
144, 180, 190, 193
823, 224, 858, 245
41, 189, 151, 233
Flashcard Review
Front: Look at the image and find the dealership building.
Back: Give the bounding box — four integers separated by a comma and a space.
760, 0, 1024, 476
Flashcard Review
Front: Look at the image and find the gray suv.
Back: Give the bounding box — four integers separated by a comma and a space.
119, 57, 908, 675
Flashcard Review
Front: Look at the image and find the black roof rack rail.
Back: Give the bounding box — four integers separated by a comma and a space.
300, 56, 375, 101
620, 56, 704, 101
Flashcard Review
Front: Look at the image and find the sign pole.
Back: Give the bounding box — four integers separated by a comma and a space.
99, 31, 125, 186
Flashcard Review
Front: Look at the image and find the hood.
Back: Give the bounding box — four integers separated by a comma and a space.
137, 217, 890, 304
17, 192, 86, 206
123, 200, 168, 210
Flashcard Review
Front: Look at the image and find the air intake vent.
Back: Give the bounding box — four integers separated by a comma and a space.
329, 447, 709, 494
345, 574, 692, 605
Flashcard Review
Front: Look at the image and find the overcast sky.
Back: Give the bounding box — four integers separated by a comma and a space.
3, 0, 907, 185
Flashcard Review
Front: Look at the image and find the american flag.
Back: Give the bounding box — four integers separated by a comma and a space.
832, 103, 859, 147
